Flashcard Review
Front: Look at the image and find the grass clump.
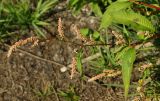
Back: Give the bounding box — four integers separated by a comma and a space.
0, 0, 58, 40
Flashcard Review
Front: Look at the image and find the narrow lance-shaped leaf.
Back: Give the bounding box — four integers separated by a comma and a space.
32, 23, 46, 38
120, 47, 136, 100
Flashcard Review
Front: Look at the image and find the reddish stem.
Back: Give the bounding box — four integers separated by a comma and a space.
129, 0, 160, 11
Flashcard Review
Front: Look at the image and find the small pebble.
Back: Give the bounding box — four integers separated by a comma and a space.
60, 66, 67, 72
19, 53, 24, 56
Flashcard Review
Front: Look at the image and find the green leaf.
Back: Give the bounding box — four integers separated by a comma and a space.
106, 1, 132, 13
92, 31, 100, 40
120, 47, 136, 100
68, 0, 79, 7
123, 25, 131, 43
90, 2, 102, 17
106, 48, 117, 66
80, 28, 90, 36
115, 46, 128, 61
117, 0, 129, 1
58, 91, 68, 97
69, 0, 87, 15
35, 21, 49, 26
123, 25, 129, 37
39, 0, 57, 16
112, 10, 155, 32
76, 50, 83, 76
99, 13, 112, 29
100, 1, 132, 29
100, 47, 117, 66
35, 0, 58, 18
32, 23, 46, 38
37, 0, 43, 11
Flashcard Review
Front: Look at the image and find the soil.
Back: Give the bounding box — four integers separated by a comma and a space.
0, 39, 124, 101
0, 1, 140, 101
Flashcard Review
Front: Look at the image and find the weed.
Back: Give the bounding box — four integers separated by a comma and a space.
67, 0, 160, 100
0, 0, 58, 39
33, 81, 53, 100
58, 86, 80, 101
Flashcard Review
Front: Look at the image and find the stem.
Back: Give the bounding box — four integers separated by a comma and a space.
129, 0, 160, 11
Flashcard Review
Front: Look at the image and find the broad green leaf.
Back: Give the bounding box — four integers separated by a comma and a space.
137, 34, 145, 40
90, 2, 102, 17
100, 1, 132, 29
99, 13, 112, 29
112, 10, 155, 32
115, 46, 129, 61
76, 50, 83, 76
106, 1, 132, 13
120, 47, 136, 100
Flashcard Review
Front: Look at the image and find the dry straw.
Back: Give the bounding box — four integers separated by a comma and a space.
88, 72, 106, 82
58, 17, 65, 39
73, 25, 95, 45
7, 36, 39, 57
88, 70, 121, 82
138, 63, 153, 72
111, 31, 125, 45
70, 56, 77, 79
73, 25, 88, 42
136, 79, 145, 100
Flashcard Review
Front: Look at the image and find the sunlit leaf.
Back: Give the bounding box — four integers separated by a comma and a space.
100, 1, 132, 29
120, 47, 136, 100
112, 10, 155, 32
106, 1, 132, 13
99, 13, 112, 29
